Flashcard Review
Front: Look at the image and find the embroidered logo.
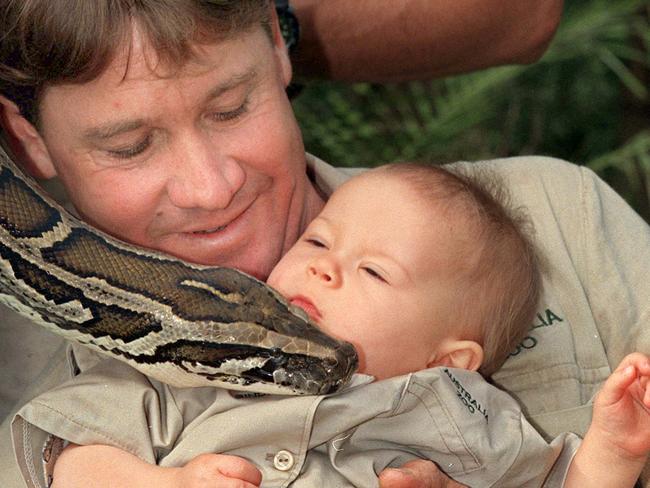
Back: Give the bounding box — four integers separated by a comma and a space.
443, 368, 488, 422
510, 307, 564, 356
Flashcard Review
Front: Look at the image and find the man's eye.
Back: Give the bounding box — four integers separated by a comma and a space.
362, 267, 387, 283
210, 101, 248, 122
106, 135, 152, 159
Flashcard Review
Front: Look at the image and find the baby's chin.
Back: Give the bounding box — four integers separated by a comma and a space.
364, 363, 420, 381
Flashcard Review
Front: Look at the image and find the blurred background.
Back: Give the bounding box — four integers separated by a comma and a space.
291, 0, 650, 221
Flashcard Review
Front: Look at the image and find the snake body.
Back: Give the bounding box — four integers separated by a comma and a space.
0, 141, 357, 395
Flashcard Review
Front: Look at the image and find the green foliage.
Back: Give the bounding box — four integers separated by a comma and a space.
291, 0, 650, 219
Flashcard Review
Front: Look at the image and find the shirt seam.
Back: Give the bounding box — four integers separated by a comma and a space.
407, 378, 482, 474
21, 418, 43, 488
27, 400, 148, 460
577, 166, 591, 297
492, 361, 610, 384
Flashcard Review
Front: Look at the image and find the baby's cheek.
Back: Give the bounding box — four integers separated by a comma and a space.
354, 324, 408, 379
343, 337, 367, 375
266, 265, 285, 291
267, 267, 300, 302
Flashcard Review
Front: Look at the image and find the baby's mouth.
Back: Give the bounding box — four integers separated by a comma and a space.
289, 296, 322, 322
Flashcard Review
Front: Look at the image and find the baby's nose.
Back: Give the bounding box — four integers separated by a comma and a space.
308, 258, 341, 287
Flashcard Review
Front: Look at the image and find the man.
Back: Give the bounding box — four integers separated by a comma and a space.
0, 2, 491, 486
5, 1, 646, 487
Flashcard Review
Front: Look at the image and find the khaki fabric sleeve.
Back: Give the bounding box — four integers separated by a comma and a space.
1, 341, 72, 488
11, 356, 189, 487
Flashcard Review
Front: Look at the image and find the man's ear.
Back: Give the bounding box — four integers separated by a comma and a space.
427, 339, 484, 372
268, 4, 293, 87
0, 95, 57, 179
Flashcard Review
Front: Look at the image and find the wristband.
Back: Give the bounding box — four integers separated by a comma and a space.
275, 0, 300, 53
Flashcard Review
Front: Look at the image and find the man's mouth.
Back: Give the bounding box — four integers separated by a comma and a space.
192, 224, 228, 235
289, 296, 322, 321
182, 198, 255, 237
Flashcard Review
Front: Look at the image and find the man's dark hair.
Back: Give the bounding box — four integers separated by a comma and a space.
0, 0, 270, 123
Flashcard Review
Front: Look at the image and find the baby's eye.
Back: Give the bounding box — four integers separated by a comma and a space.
305, 238, 327, 248
362, 266, 388, 283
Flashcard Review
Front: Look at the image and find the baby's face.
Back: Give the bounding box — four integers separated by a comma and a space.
267, 172, 464, 379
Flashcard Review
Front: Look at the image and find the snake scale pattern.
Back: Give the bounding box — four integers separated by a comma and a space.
0, 141, 357, 395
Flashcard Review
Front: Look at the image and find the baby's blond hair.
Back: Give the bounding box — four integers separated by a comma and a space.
372, 163, 541, 377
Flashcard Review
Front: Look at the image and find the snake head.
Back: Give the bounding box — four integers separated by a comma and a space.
243, 342, 359, 395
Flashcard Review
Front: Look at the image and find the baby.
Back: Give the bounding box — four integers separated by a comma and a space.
21, 163, 650, 487
268, 162, 542, 380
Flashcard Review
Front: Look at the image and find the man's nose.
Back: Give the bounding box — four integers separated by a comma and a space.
308, 256, 342, 287
166, 135, 246, 210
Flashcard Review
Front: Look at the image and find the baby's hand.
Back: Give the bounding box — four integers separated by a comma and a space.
170, 453, 262, 488
52, 444, 262, 488
591, 352, 650, 458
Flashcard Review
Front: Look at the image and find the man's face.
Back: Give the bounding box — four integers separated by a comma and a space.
268, 173, 464, 379
34, 25, 321, 279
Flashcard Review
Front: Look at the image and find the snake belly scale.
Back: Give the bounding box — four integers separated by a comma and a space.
0, 141, 357, 395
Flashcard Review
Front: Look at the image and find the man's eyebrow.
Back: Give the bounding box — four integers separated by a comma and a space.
82, 119, 147, 142
82, 70, 259, 142
203, 69, 258, 103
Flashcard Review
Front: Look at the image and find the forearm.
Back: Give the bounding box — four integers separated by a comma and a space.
566, 354, 650, 487
566, 427, 647, 487
51, 444, 174, 488
291, 0, 564, 82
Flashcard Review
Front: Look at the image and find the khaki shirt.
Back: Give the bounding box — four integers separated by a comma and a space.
14, 354, 580, 487
2, 154, 650, 486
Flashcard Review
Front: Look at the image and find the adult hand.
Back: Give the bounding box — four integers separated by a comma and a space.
379, 460, 467, 488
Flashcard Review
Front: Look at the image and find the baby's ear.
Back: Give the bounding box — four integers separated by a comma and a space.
427, 340, 484, 372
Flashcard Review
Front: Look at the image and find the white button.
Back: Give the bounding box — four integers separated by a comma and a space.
273, 450, 295, 471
